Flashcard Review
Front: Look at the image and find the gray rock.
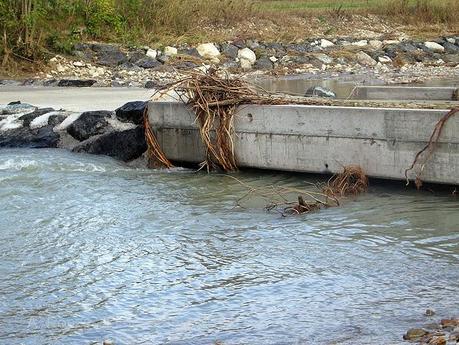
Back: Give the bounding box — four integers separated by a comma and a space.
179, 47, 200, 58
443, 42, 459, 53
48, 114, 67, 127
1, 102, 36, 115
398, 42, 418, 53
221, 44, 239, 59
157, 55, 169, 64
115, 101, 147, 125
67, 111, 112, 141
19, 108, 55, 127
97, 51, 128, 66
128, 50, 147, 63
144, 80, 161, 89
316, 53, 333, 64
174, 61, 199, 70
73, 127, 147, 162
305, 86, 336, 98
135, 57, 162, 69
0, 125, 59, 148
90, 43, 119, 53
57, 79, 96, 87
254, 57, 274, 70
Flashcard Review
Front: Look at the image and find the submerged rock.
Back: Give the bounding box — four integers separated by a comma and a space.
73, 127, 146, 161
305, 86, 336, 98
67, 111, 111, 141
0, 125, 60, 148
403, 328, 427, 340
115, 101, 147, 125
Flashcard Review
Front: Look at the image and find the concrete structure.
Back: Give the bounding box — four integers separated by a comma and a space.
0, 86, 151, 112
148, 102, 459, 185
350, 86, 458, 101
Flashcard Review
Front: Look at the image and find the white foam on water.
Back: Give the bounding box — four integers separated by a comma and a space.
0, 114, 23, 131
0, 158, 40, 171
106, 117, 137, 131
54, 112, 81, 131
30, 111, 63, 129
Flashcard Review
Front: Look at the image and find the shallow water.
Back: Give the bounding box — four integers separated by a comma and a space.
255, 75, 459, 98
0, 149, 458, 345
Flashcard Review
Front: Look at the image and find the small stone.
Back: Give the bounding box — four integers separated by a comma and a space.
404, 328, 428, 340
369, 40, 383, 49
424, 41, 445, 52
196, 43, 220, 59
352, 40, 368, 47
383, 39, 400, 45
316, 53, 333, 64
146, 48, 157, 59
164, 46, 177, 56
446, 37, 456, 44
57, 79, 96, 87
221, 44, 238, 59
240, 58, 252, 69
103, 340, 114, 345
378, 56, 392, 64
238, 48, 256, 64
254, 56, 273, 70
428, 336, 446, 345
73, 61, 85, 67
269, 56, 278, 63
320, 39, 334, 48
356, 51, 377, 66
425, 309, 436, 316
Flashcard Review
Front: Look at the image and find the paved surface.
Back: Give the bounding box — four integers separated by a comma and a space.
0, 86, 153, 111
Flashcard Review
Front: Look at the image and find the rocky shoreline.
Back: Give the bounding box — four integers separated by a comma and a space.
0, 101, 148, 163
404, 315, 459, 345
2, 35, 459, 88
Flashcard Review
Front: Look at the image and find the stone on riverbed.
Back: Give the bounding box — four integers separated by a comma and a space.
73, 127, 146, 162
1, 102, 36, 115
424, 41, 445, 53
115, 101, 147, 125
67, 111, 112, 141
0, 125, 60, 148
403, 328, 428, 340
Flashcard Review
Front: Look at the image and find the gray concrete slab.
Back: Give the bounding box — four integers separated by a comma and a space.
0, 86, 152, 111
350, 86, 458, 101
148, 102, 459, 185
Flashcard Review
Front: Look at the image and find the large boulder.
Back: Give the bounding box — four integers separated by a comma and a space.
0, 125, 60, 148
238, 48, 256, 64
135, 57, 162, 69
19, 108, 55, 127
254, 57, 274, 70
221, 43, 239, 59
356, 51, 377, 66
73, 127, 147, 162
1, 102, 36, 115
97, 50, 128, 66
424, 41, 445, 53
67, 111, 111, 141
196, 43, 220, 59
57, 79, 96, 87
115, 101, 147, 125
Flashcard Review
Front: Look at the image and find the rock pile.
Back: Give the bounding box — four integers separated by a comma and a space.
404, 316, 459, 345
22, 35, 459, 88
0, 101, 147, 162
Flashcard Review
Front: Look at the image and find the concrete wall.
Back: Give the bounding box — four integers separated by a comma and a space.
350, 86, 458, 101
148, 102, 459, 185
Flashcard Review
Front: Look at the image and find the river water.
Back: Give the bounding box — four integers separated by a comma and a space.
0, 148, 458, 345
